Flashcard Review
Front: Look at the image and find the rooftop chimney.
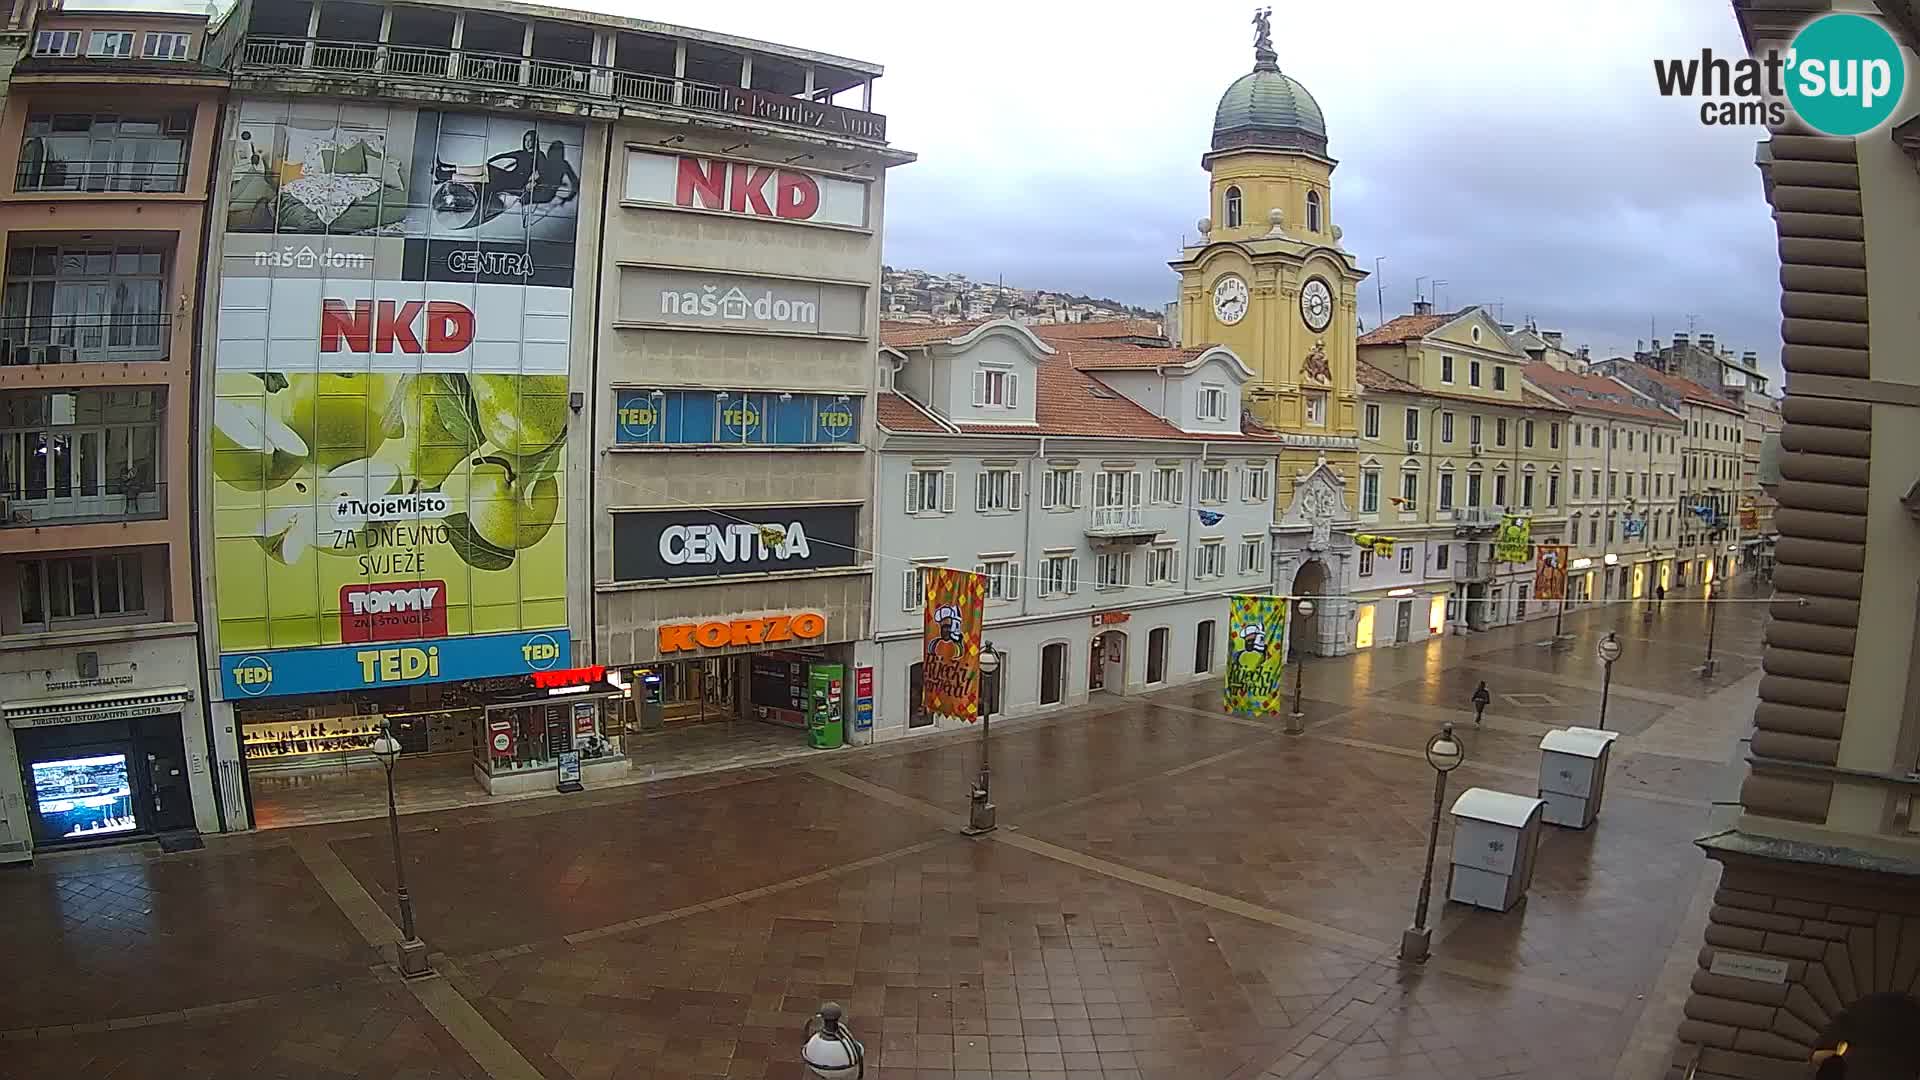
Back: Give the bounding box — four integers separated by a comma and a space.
1699, 332, 1715, 352
1742, 350, 1757, 364
1673, 332, 1689, 348
1412, 299, 1433, 316
1578, 345, 1590, 361
1543, 330, 1563, 348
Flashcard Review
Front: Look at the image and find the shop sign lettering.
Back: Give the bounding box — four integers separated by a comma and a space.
658, 612, 827, 654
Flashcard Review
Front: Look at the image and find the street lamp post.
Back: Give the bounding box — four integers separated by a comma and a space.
370, 723, 431, 978
1700, 582, 1720, 679
1400, 720, 1466, 964
1286, 599, 1316, 735
1596, 632, 1623, 731
801, 1002, 865, 1079
965, 645, 1000, 835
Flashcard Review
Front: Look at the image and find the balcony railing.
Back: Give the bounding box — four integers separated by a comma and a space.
1090, 505, 1144, 531
0, 314, 171, 364
237, 36, 889, 142
15, 160, 186, 194
1, 481, 167, 527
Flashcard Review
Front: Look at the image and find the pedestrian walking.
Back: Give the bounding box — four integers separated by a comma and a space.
1471, 681, 1490, 725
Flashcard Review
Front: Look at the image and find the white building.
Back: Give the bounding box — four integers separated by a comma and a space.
863, 319, 1281, 737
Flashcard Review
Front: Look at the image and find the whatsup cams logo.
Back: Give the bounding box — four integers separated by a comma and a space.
1654, 13, 1907, 135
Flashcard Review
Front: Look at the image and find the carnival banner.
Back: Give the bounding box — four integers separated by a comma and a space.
1224, 595, 1290, 717
922, 567, 986, 724
1354, 534, 1397, 556
1534, 544, 1569, 601
1494, 514, 1532, 563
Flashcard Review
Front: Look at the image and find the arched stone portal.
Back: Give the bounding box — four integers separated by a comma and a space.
1288, 559, 1329, 658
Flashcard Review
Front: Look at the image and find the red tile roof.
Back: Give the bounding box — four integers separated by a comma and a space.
1064, 343, 1210, 371
1357, 361, 1419, 394
1521, 363, 1679, 424
1356, 311, 1459, 346
880, 319, 992, 347
1614, 363, 1742, 412
1027, 318, 1165, 343
1356, 361, 1571, 413
874, 391, 951, 434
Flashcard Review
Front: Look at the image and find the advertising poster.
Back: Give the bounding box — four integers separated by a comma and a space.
1224, 595, 1289, 717
1534, 544, 1569, 602
921, 567, 985, 724
1494, 514, 1533, 563
211, 100, 581, 697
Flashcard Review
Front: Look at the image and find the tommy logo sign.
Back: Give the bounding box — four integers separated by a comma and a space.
321, 299, 476, 354
624, 150, 869, 229
339, 581, 450, 643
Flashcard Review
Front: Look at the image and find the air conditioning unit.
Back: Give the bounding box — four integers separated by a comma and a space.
1406, 439, 1422, 453
1469, 442, 1484, 456
9, 506, 30, 525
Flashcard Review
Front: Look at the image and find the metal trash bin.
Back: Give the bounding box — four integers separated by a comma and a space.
1447, 787, 1545, 912
1537, 726, 1620, 829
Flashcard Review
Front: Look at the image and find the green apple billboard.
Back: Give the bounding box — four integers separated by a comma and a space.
212, 100, 581, 698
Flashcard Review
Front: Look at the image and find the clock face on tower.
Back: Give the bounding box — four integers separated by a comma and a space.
1300, 277, 1334, 333
1212, 274, 1249, 325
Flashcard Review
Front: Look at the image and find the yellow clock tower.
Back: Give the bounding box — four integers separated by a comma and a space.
1170, 9, 1368, 500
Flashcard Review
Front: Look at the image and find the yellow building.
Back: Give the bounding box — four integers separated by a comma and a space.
1354, 306, 1570, 636
1169, 12, 1372, 655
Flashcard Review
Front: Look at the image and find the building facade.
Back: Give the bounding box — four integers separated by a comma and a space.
1670, 4, 1920, 1076
866, 319, 1278, 735
0, 3, 226, 861
194, 0, 904, 825
1354, 305, 1570, 638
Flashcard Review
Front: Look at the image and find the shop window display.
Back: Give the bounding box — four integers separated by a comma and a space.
31, 753, 136, 838
477, 697, 616, 776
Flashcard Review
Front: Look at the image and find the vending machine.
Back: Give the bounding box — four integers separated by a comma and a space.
807, 663, 845, 749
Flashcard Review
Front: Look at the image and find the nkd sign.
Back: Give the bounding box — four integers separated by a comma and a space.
623, 151, 870, 229
617, 267, 865, 337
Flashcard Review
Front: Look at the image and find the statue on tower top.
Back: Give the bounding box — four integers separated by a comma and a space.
1251, 7, 1278, 69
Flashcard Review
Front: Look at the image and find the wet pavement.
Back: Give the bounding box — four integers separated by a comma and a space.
0, 590, 1768, 1079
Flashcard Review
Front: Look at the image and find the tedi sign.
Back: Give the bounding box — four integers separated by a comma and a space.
624, 150, 870, 229
612, 504, 860, 582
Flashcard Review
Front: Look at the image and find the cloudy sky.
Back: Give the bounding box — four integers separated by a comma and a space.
580, 0, 1775, 369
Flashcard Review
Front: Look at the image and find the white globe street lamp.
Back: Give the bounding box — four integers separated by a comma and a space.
1401, 720, 1468, 964
801, 1002, 864, 1079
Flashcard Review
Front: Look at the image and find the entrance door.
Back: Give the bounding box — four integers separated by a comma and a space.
1194, 620, 1216, 674
1146, 627, 1168, 685
1090, 631, 1126, 693
1395, 600, 1413, 644
138, 716, 193, 832
1490, 587, 1504, 625
1040, 643, 1066, 706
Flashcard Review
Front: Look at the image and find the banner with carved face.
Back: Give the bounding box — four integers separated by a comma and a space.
1533, 544, 1569, 601
922, 567, 986, 723
1225, 595, 1289, 717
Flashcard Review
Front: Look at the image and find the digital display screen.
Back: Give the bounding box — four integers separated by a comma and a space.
31, 754, 136, 839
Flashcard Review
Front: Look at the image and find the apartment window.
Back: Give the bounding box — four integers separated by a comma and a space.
1, 389, 162, 515
1625, 473, 1633, 498
904, 468, 954, 514
1469, 415, 1483, 446
1572, 424, 1581, 448
1199, 465, 1230, 504
141, 31, 191, 60
973, 366, 1018, 408
1096, 550, 1133, 589
1610, 428, 1618, 450
1572, 470, 1582, 498
1435, 544, 1451, 570
1606, 518, 1616, 543
1608, 471, 1617, 497
1441, 412, 1455, 443
1522, 473, 1535, 507
1404, 408, 1420, 442
1495, 417, 1508, 447
1469, 359, 1482, 387
87, 30, 135, 58
1364, 403, 1380, 438
1195, 540, 1226, 579
975, 557, 1022, 601
34, 30, 81, 56
900, 560, 946, 612
1147, 544, 1179, 585
1198, 384, 1227, 421
1467, 472, 1483, 507
18, 552, 145, 626
1438, 472, 1455, 510
1304, 392, 1327, 426
1398, 547, 1415, 574
1360, 469, 1380, 514
1306, 190, 1322, 232
1493, 365, 1508, 391
1359, 548, 1375, 576
976, 466, 1022, 512
3, 242, 172, 361
1242, 463, 1271, 503
1041, 466, 1082, 511
1591, 468, 1601, 495
1224, 185, 1243, 228
1523, 419, 1535, 448
1440, 355, 1455, 383
1039, 553, 1079, 597
1548, 473, 1560, 507
1591, 425, 1600, 445
1239, 535, 1266, 574
1150, 465, 1182, 506
1589, 518, 1599, 545
1400, 470, 1419, 511
1493, 473, 1508, 506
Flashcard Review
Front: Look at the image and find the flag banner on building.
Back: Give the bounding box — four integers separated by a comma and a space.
1224, 595, 1289, 717
1197, 509, 1224, 526
1622, 513, 1646, 539
1739, 507, 1759, 530
1354, 534, 1397, 556
1534, 544, 1569, 601
1494, 514, 1532, 563
922, 567, 986, 724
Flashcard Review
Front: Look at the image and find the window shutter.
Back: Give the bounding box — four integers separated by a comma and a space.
1169, 547, 1181, 583
976, 471, 989, 512
1072, 471, 1084, 509
1007, 562, 1021, 599
1068, 557, 1079, 593
1009, 471, 1023, 510
903, 568, 919, 611
1129, 470, 1142, 508
1194, 546, 1204, 578
1006, 372, 1020, 408
972, 369, 987, 407
905, 472, 922, 515
941, 471, 956, 512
